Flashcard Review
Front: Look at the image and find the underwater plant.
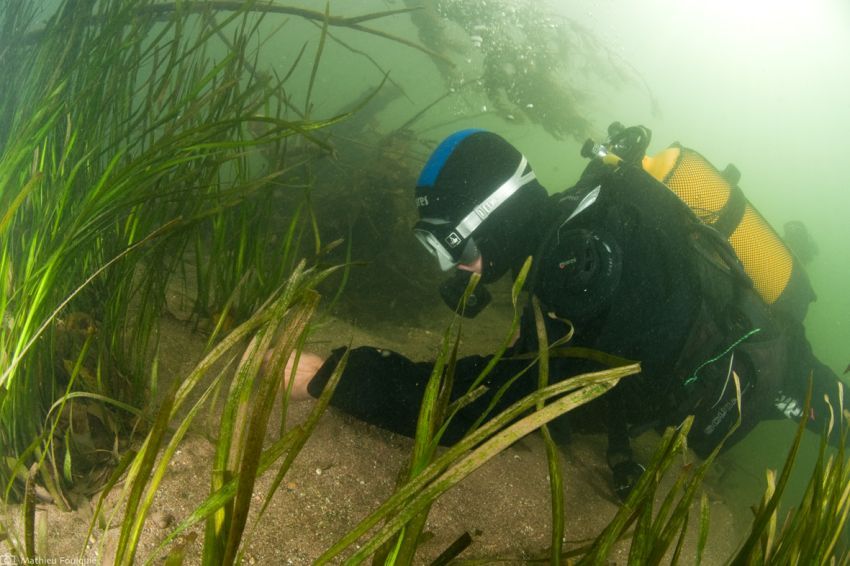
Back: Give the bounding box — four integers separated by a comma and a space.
3, 1, 846, 565
0, 257, 638, 564
3, 264, 849, 563
0, 0, 361, 501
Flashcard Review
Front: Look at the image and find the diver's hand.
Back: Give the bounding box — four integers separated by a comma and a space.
612, 460, 646, 502
282, 351, 324, 399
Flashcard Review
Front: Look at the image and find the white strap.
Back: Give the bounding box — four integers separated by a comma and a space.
559, 185, 600, 230
455, 157, 536, 238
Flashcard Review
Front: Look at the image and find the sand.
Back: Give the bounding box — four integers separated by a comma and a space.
1, 281, 759, 565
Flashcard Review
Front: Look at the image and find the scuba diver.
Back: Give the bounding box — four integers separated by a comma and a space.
282, 125, 845, 500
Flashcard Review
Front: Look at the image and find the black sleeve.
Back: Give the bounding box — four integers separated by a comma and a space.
307, 346, 434, 439
773, 318, 847, 444
307, 345, 541, 444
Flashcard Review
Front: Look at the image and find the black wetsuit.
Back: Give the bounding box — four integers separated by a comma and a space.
307, 162, 844, 469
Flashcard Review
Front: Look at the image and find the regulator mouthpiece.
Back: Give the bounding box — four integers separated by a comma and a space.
439, 271, 492, 318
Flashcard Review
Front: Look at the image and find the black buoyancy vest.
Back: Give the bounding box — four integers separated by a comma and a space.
534, 163, 789, 425
533, 165, 705, 384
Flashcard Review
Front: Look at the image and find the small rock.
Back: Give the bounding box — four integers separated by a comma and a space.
151, 511, 175, 529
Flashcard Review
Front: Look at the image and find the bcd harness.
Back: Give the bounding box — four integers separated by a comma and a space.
557, 156, 792, 451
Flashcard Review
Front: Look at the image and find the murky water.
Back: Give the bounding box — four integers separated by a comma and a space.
261, 0, 850, 526
6, 0, 849, 560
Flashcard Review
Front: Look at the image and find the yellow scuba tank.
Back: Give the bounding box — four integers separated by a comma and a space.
582, 122, 814, 320
642, 145, 803, 310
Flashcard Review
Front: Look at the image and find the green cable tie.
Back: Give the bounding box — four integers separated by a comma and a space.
683, 327, 762, 386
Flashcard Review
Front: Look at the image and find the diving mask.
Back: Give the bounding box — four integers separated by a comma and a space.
413, 156, 536, 270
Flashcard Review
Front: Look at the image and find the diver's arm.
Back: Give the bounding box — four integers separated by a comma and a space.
306, 346, 434, 438
773, 360, 846, 443
305, 345, 538, 444
771, 318, 847, 444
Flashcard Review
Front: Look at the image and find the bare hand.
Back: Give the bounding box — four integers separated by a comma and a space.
282, 351, 325, 400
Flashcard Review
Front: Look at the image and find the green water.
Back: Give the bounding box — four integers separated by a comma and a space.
41, 0, 850, 531
268, 0, 849, 369
256, 0, 849, 503
559, 0, 850, 373
10, 0, 848, 557
556, 0, 850, 510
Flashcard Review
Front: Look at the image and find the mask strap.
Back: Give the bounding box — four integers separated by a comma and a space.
455, 157, 535, 239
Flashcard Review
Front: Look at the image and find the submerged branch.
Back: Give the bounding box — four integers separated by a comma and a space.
309, 21, 412, 103
137, 2, 418, 26
21, 1, 454, 66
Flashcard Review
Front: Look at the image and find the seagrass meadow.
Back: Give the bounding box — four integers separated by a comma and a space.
0, 0, 849, 564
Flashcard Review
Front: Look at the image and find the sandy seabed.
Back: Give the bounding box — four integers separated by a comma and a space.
2, 283, 760, 565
